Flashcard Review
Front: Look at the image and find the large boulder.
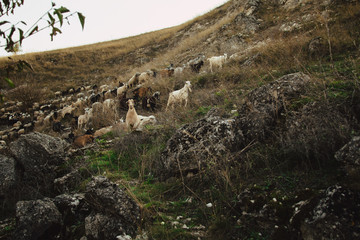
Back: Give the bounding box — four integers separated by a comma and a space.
13, 198, 62, 240
280, 102, 352, 167
53, 193, 91, 239
0, 154, 18, 218
237, 72, 310, 141
159, 114, 244, 180
84, 176, 141, 239
9, 132, 70, 198
0, 154, 16, 198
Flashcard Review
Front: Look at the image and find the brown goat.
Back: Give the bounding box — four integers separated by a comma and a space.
73, 134, 94, 148
132, 86, 152, 101
159, 68, 174, 78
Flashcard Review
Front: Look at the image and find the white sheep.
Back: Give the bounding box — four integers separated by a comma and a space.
125, 99, 140, 131
207, 53, 228, 73
166, 81, 192, 111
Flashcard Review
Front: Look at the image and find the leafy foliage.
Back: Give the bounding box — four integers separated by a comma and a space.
0, 1, 85, 52
0, 0, 85, 100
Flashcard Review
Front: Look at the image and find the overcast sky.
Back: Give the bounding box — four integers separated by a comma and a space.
0, 0, 228, 56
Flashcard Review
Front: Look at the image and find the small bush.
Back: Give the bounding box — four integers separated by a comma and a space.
5, 83, 51, 109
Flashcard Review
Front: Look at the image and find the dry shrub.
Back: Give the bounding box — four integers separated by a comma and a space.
91, 106, 116, 130
254, 35, 310, 71
5, 83, 51, 109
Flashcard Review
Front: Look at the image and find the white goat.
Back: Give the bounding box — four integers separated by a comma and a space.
78, 108, 92, 130
138, 70, 156, 84
125, 99, 140, 131
166, 81, 192, 111
94, 125, 113, 137
137, 115, 157, 131
99, 84, 110, 93
207, 53, 228, 73
127, 73, 140, 88
117, 84, 127, 97
174, 64, 186, 76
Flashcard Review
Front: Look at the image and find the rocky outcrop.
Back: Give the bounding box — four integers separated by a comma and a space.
234, 184, 360, 239
9, 176, 141, 240
300, 185, 360, 240
53, 193, 91, 239
0, 155, 16, 198
159, 113, 244, 180
159, 72, 311, 180
54, 170, 84, 194
84, 176, 141, 239
9, 132, 70, 199
281, 102, 352, 166
13, 198, 62, 240
335, 136, 360, 174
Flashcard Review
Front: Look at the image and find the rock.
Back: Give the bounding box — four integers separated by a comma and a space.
281, 102, 351, 166
300, 185, 360, 240
308, 37, 326, 57
13, 198, 62, 240
0, 154, 18, 218
53, 193, 91, 239
85, 212, 129, 240
335, 136, 360, 174
85, 176, 140, 238
54, 170, 83, 194
234, 13, 260, 35
159, 73, 311, 180
0, 154, 16, 197
9, 132, 70, 198
236, 72, 311, 142
159, 115, 244, 180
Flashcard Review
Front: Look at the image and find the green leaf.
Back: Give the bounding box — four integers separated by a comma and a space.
54, 9, 64, 26
28, 26, 38, 36
4, 77, 15, 88
0, 21, 10, 26
77, 12, 85, 30
48, 12, 55, 25
50, 27, 62, 41
56, 6, 70, 14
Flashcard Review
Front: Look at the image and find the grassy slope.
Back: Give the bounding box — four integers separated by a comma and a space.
1, 0, 360, 239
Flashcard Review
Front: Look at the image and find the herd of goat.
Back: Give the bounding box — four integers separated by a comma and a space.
0, 53, 229, 147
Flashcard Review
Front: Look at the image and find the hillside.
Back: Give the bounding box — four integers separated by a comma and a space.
1, 0, 360, 239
